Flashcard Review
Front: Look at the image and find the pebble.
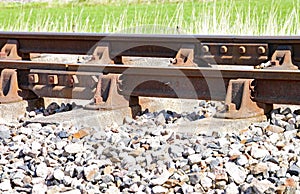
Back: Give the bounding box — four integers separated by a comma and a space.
64, 143, 84, 154
152, 185, 168, 194
225, 162, 247, 184
0, 179, 12, 191
53, 168, 65, 180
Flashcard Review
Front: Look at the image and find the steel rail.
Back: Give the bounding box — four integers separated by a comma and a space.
0, 59, 299, 105
1, 32, 300, 66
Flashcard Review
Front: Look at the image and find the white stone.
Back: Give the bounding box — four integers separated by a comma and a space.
188, 154, 202, 164
84, 164, 99, 182
53, 168, 65, 181
251, 146, 269, 159
60, 189, 81, 194
225, 162, 247, 184
225, 182, 239, 194
0, 179, 12, 191
237, 154, 248, 166
152, 186, 168, 194
32, 183, 47, 194
64, 143, 84, 154
20, 127, 33, 136
150, 168, 171, 185
35, 162, 49, 179
269, 133, 280, 144
200, 176, 212, 190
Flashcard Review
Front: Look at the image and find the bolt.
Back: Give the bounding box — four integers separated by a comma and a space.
28, 74, 39, 84
239, 46, 246, 54
258, 46, 266, 54
202, 45, 209, 53
48, 75, 58, 85
220, 46, 228, 54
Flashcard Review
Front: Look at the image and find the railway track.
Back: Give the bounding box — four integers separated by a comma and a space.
0, 32, 300, 119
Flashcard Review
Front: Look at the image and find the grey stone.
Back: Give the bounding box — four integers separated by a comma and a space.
168, 144, 184, 158
155, 112, 166, 125
102, 174, 114, 183
189, 173, 201, 185
0, 125, 10, 139
288, 164, 300, 176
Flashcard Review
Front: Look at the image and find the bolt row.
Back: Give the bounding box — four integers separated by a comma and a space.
28, 74, 78, 87
201, 45, 266, 55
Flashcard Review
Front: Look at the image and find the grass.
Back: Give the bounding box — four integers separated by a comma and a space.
0, 0, 299, 35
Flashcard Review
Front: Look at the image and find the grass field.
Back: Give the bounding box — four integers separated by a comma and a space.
0, 0, 299, 35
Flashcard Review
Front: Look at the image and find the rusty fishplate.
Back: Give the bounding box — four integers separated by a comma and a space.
200, 43, 268, 65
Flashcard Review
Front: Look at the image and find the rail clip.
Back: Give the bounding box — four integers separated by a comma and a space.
215, 79, 272, 119
85, 74, 129, 110
170, 45, 197, 67
0, 69, 22, 103
0, 40, 21, 60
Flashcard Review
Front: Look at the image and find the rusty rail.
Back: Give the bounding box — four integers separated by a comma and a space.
1, 32, 300, 67
0, 32, 300, 118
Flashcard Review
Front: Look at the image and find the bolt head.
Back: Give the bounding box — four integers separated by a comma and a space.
220, 46, 228, 54
258, 46, 266, 54
239, 46, 246, 54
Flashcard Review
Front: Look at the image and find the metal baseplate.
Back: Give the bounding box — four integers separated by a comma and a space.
0, 69, 23, 103
215, 79, 273, 119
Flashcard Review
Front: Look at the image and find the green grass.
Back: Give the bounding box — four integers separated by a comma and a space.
0, 0, 299, 35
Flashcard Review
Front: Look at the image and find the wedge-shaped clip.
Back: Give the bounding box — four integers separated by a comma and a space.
270, 50, 298, 70
215, 79, 272, 119
85, 74, 129, 110
0, 69, 22, 103
0, 40, 21, 60
170, 44, 197, 67
90, 42, 114, 64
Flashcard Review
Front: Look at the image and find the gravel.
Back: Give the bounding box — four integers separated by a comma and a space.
0, 102, 300, 193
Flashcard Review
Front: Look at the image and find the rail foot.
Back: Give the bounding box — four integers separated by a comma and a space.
215, 79, 273, 119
